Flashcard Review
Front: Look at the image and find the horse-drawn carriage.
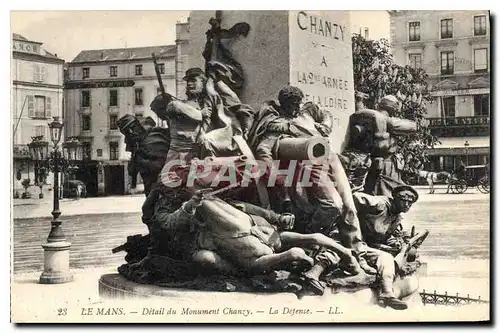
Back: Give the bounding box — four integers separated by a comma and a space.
448, 164, 490, 194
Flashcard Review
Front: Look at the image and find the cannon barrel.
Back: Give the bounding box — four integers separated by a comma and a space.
277, 137, 330, 164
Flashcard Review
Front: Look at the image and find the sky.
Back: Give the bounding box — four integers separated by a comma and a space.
10, 10, 389, 62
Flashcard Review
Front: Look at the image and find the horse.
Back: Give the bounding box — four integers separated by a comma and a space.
417, 170, 452, 194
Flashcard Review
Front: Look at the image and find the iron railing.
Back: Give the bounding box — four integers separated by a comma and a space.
420, 289, 489, 306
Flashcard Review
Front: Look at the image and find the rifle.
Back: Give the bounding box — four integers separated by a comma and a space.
394, 229, 429, 271
152, 53, 167, 99
152, 52, 178, 127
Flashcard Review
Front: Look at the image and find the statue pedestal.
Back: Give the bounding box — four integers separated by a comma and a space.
98, 273, 424, 323
187, 10, 355, 153
99, 273, 377, 302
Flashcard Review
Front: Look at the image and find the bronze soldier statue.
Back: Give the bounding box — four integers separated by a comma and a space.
251, 86, 365, 251
345, 94, 417, 197
117, 114, 170, 196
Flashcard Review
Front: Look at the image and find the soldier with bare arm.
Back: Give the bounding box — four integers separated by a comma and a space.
352, 185, 422, 309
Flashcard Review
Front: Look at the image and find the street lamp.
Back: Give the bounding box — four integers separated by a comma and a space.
464, 140, 470, 167
28, 116, 83, 284
28, 136, 49, 199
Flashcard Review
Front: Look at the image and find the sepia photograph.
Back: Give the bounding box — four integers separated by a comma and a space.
9, 7, 491, 324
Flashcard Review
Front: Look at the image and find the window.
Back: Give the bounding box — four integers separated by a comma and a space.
443, 156, 454, 170
81, 91, 91, 108
109, 115, 118, 130
82, 142, 92, 160
109, 142, 119, 160
46, 97, 52, 118
440, 19, 453, 39
409, 22, 420, 41
34, 64, 46, 82
158, 63, 165, 74
474, 48, 488, 72
442, 97, 455, 117
441, 51, 454, 75
409, 53, 422, 69
26, 95, 51, 119
82, 67, 90, 79
474, 15, 487, 36
34, 96, 46, 118
135, 65, 143, 76
97, 149, 103, 157
109, 90, 118, 107
135, 88, 143, 105
81, 115, 91, 131
27, 95, 34, 117
474, 94, 489, 116
110, 66, 118, 77
35, 125, 45, 137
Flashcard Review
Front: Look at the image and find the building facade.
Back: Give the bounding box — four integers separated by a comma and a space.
11, 33, 65, 195
64, 45, 176, 196
389, 11, 490, 177
175, 19, 190, 99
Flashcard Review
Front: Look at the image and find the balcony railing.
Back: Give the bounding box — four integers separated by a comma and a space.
428, 116, 490, 137
428, 116, 490, 127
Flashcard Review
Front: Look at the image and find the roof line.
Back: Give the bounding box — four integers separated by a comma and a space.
77, 44, 175, 53
12, 33, 43, 45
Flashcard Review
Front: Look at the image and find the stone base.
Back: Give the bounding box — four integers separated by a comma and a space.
39, 241, 73, 284
40, 271, 74, 284
99, 273, 379, 305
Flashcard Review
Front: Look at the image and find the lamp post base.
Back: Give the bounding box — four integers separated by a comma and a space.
39, 241, 73, 284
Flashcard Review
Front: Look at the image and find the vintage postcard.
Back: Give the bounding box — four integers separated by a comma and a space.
10, 9, 491, 323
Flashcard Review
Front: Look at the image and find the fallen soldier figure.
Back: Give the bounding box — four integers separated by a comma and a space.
135, 185, 378, 295
152, 188, 364, 276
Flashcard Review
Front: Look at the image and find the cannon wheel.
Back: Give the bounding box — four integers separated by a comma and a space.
453, 179, 468, 194
477, 177, 490, 194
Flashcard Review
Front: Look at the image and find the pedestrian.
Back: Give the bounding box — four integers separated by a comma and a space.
76, 183, 83, 200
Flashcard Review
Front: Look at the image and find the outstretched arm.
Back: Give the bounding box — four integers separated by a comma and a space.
352, 192, 387, 213
387, 117, 417, 135
226, 200, 281, 224
226, 199, 293, 230
168, 100, 203, 122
